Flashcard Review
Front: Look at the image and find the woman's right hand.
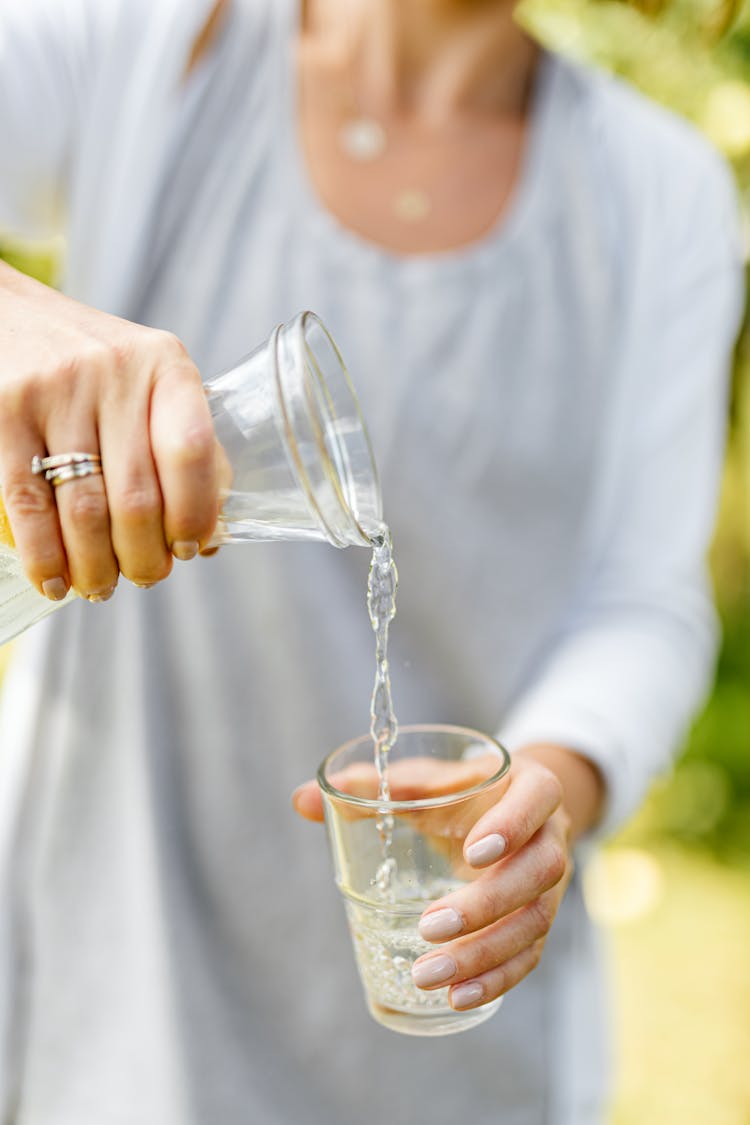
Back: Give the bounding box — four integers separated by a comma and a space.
0, 261, 224, 602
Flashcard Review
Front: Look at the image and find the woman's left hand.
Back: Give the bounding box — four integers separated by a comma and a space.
408, 754, 572, 1010
292, 749, 595, 1011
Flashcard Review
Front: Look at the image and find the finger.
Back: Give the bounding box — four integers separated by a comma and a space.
53, 468, 119, 600
98, 380, 173, 587
0, 423, 71, 599
418, 820, 568, 942
150, 355, 220, 559
463, 760, 562, 868
291, 759, 433, 825
198, 440, 232, 557
388, 754, 503, 801
293, 763, 383, 822
293, 755, 507, 827
412, 883, 562, 991
44, 413, 120, 599
291, 781, 325, 821
448, 940, 546, 1010
312, 756, 501, 804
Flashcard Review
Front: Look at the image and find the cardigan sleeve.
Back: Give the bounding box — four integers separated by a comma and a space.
497, 145, 745, 838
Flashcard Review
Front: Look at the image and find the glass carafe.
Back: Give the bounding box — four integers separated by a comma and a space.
0, 311, 382, 646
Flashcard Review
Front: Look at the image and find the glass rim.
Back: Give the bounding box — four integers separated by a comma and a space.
317, 723, 511, 811
295, 311, 382, 547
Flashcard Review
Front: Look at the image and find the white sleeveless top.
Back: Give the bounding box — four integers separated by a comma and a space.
0, 2, 743, 1123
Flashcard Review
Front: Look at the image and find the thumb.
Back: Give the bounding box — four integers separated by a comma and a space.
291, 779, 325, 822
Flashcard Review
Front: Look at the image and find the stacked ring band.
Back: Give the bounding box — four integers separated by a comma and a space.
31, 452, 103, 489
46, 462, 103, 488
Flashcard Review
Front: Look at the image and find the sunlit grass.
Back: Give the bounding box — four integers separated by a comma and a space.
588, 844, 750, 1125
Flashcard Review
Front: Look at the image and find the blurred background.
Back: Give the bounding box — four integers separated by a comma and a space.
1, 0, 749, 1121
519, 0, 750, 1122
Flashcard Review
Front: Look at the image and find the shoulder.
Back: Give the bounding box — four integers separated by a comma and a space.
557, 53, 731, 190
550, 53, 740, 261
0, 0, 218, 63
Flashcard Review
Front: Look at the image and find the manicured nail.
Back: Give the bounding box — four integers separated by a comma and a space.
411, 955, 457, 988
419, 908, 463, 941
87, 586, 116, 603
172, 540, 199, 561
465, 833, 507, 867
451, 981, 485, 1009
42, 577, 68, 602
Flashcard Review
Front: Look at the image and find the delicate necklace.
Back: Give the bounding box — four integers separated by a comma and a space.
338, 116, 386, 162
338, 114, 432, 223
336, 42, 433, 224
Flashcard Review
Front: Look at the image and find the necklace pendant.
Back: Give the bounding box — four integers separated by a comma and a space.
393, 189, 432, 223
339, 117, 387, 162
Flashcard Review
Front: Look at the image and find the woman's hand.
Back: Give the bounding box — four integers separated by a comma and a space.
409, 755, 572, 1010
292, 745, 603, 1011
0, 262, 224, 601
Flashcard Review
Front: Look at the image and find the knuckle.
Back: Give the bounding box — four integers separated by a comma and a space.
115, 483, 162, 526
0, 376, 32, 414
56, 341, 112, 386
0, 340, 115, 416
476, 883, 504, 925
528, 942, 544, 972
2, 479, 53, 520
67, 487, 109, 532
526, 896, 554, 938
170, 420, 216, 469
543, 839, 568, 887
153, 329, 190, 361
528, 835, 567, 891
541, 767, 564, 809
491, 967, 509, 997
511, 809, 538, 850
107, 336, 138, 373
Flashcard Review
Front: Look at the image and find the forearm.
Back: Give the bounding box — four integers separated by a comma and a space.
515, 743, 605, 842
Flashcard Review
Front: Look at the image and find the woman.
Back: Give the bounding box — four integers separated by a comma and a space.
0, 1, 743, 1122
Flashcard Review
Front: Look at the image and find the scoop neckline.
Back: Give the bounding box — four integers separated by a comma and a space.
275, 3, 560, 279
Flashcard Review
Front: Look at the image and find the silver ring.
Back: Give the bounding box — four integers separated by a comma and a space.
46, 461, 103, 488
31, 452, 102, 476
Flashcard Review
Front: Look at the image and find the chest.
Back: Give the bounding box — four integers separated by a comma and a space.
297, 101, 527, 256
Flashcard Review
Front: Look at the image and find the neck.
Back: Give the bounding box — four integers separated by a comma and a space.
303, 0, 538, 121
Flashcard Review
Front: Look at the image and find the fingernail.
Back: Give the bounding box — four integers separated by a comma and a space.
466, 833, 507, 867
172, 540, 199, 561
418, 908, 463, 941
134, 583, 155, 590
411, 955, 457, 988
42, 577, 68, 602
87, 585, 116, 603
451, 981, 485, 1009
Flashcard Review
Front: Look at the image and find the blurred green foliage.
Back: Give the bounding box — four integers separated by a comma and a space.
0, 242, 58, 287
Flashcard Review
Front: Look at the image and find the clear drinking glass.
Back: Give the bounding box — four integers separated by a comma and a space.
0, 311, 381, 646
318, 724, 511, 1037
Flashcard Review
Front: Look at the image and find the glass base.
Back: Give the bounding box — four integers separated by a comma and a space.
367, 995, 502, 1037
